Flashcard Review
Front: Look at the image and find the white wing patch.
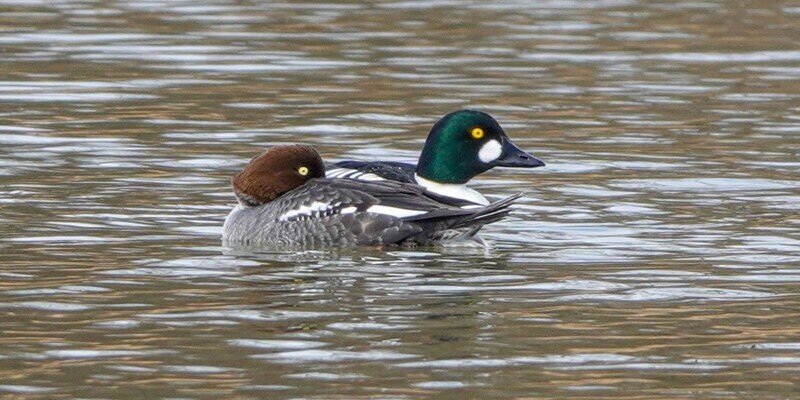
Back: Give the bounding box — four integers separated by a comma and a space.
280, 202, 426, 221
326, 168, 353, 178
279, 201, 341, 221
326, 168, 385, 181
366, 205, 427, 218
478, 140, 503, 164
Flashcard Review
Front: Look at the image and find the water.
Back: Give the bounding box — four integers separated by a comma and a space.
1, 1, 799, 398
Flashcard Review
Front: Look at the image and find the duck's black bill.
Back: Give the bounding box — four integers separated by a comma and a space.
495, 140, 545, 168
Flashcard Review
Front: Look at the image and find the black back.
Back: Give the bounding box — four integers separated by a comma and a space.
330, 160, 417, 183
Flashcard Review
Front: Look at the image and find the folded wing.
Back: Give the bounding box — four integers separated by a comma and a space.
268, 179, 520, 245
325, 161, 417, 183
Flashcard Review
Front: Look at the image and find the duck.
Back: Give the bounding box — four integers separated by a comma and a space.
326, 110, 544, 207
222, 144, 521, 247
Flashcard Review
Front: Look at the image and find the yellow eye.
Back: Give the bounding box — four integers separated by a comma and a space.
471, 127, 484, 139
297, 166, 309, 176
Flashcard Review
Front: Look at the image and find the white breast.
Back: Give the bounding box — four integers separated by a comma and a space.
414, 174, 489, 206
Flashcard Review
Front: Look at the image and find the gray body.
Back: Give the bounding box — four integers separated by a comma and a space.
222, 179, 518, 248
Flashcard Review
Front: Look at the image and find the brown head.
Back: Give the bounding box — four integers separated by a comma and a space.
232, 144, 325, 206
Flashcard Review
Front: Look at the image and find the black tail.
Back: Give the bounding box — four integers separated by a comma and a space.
451, 193, 523, 229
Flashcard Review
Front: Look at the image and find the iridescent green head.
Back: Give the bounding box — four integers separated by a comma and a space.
415, 110, 545, 184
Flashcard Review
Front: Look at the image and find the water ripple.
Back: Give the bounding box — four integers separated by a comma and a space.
1, 0, 799, 397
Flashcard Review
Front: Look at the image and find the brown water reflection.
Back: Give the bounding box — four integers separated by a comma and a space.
1, 1, 800, 399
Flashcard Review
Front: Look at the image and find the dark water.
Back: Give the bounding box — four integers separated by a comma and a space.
2, 1, 800, 398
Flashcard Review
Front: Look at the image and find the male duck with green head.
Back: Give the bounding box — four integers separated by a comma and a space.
327, 110, 545, 207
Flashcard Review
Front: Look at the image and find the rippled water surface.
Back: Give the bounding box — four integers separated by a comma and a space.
2, 1, 800, 398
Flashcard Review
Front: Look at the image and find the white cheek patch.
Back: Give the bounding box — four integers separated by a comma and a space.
478, 140, 503, 163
